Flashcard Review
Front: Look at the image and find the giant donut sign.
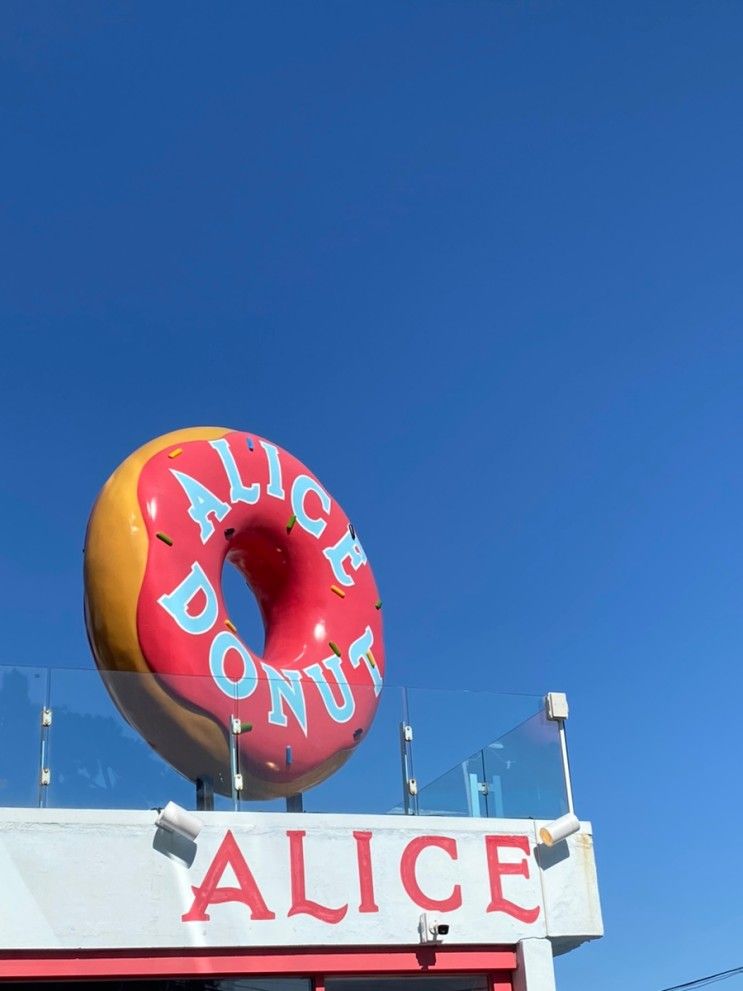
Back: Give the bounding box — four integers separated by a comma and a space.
84, 428, 384, 798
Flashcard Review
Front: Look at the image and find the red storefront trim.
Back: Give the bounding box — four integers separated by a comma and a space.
0, 945, 516, 981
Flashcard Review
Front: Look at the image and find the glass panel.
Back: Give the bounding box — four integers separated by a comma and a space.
302, 683, 405, 815
415, 749, 487, 818
230, 675, 403, 816
233, 675, 283, 814
406, 689, 568, 820
46, 668, 193, 810
165, 670, 239, 813
482, 707, 568, 820
0, 662, 569, 819
405, 687, 543, 795
0, 666, 46, 807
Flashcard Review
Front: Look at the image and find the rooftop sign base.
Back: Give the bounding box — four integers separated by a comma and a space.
0, 808, 602, 953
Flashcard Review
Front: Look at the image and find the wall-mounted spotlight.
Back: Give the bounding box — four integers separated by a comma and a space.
155, 801, 203, 842
539, 812, 580, 846
419, 913, 450, 944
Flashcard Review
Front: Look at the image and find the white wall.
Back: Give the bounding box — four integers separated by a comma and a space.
0, 809, 602, 952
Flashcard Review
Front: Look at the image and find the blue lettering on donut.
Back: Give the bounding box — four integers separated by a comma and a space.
304, 655, 356, 723
158, 561, 219, 635
291, 474, 331, 538
210, 631, 259, 700
210, 438, 260, 505
171, 469, 230, 543
156, 438, 382, 738
323, 531, 368, 586
348, 625, 382, 697
261, 662, 308, 734
260, 441, 285, 499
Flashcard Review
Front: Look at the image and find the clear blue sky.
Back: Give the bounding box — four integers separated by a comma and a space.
2, 4, 743, 989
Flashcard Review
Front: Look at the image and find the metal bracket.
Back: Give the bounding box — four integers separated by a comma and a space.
38, 695, 53, 808
195, 776, 214, 811
399, 721, 418, 814
228, 714, 243, 810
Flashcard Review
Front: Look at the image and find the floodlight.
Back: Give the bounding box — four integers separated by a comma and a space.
155, 801, 202, 841
539, 812, 580, 846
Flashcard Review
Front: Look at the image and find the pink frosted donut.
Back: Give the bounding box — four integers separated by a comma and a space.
84, 427, 384, 798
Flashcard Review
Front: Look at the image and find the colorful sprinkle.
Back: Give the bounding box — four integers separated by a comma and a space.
330, 585, 346, 598
349, 522, 356, 539
367, 649, 376, 669
285, 745, 293, 766
286, 514, 297, 532
328, 641, 341, 657
375, 599, 382, 610
168, 448, 183, 459
241, 722, 253, 733
224, 527, 235, 539
225, 619, 237, 633
156, 532, 173, 546
246, 437, 254, 451
353, 728, 364, 740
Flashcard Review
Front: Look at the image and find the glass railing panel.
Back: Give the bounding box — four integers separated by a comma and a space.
165, 671, 240, 813
0, 663, 570, 819
404, 687, 544, 795
301, 683, 405, 815
229, 676, 403, 815
0, 666, 47, 807
482, 707, 568, 820
415, 749, 487, 818
231, 678, 283, 813
46, 668, 194, 810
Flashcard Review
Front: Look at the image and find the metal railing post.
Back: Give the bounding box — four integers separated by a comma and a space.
545, 692, 574, 814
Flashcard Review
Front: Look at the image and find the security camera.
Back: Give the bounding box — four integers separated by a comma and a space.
419, 913, 450, 943
155, 801, 202, 841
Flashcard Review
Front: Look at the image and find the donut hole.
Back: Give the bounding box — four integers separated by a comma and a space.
221, 559, 266, 656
